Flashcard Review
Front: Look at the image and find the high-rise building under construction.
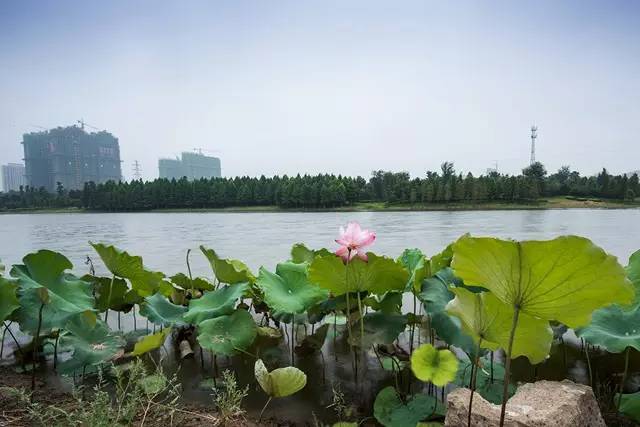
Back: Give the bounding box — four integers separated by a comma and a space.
159, 152, 221, 180
22, 125, 122, 192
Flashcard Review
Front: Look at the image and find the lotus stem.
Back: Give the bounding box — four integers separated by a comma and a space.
468, 338, 483, 427
186, 249, 194, 289
490, 351, 494, 383
410, 294, 417, 354
32, 303, 45, 393
333, 311, 338, 361
0, 322, 7, 359
585, 344, 593, 388
617, 347, 631, 410
132, 306, 137, 331
291, 322, 295, 366
2, 322, 25, 370
356, 291, 365, 349
103, 274, 115, 324
259, 396, 272, 422
53, 332, 59, 371
499, 306, 520, 427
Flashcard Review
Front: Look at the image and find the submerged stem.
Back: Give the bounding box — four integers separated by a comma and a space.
468, 338, 483, 427
499, 306, 520, 427
617, 347, 631, 410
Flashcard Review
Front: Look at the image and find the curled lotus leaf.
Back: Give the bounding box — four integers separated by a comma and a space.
446, 287, 553, 364
170, 273, 214, 291
410, 344, 459, 386
139, 293, 187, 327
85, 275, 129, 312
200, 246, 256, 284
373, 386, 445, 427
290, 243, 331, 264
309, 253, 408, 296
184, 283, 248, 325
451, 235, 634, 328
12, 250, 94, 332
254, 359, 307, 398
0, 277, 19, 322
90, 242, 166, 297
255, 262, 328, 315
196, 309, 257, 356
398, 248, 429, 293
131, 328, 171, 356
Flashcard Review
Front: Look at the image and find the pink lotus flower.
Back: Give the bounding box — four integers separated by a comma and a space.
335, 222, 376, 262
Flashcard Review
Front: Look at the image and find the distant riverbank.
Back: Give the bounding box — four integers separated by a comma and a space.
1, 196, 638, 214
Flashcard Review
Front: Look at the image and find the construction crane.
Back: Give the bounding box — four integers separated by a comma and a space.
193, 147, 220, 155
77, 119, 101, 131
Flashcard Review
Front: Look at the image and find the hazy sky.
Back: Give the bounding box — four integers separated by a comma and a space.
1, 1, 638, 181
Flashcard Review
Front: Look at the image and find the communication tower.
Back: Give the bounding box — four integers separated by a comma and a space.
530, 125, 538, 165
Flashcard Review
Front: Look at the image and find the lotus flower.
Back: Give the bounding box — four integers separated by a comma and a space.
335, 222, 376, 262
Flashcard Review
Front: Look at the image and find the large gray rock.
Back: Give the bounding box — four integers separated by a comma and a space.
444, 380, 605, 427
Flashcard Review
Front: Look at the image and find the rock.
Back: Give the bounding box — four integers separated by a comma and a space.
444, 380, 605, 427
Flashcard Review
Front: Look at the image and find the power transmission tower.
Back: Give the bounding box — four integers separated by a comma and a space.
132, 161, 142, 180
530, 125, 538, 165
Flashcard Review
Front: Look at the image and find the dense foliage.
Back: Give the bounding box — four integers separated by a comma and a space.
2, 226, 639, 426
1, 162, 638, 210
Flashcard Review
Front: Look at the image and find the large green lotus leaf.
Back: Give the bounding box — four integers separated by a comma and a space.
196, 309, 256, 356
90, 242, 166, 296
418, 269, 456, 313
456, 356, 515, 405
290, 243, 331, 264
12, 250, 95, 332
447, 287, 552, 364
309, 253, 408, 296
170, 273, 214, 291
627, 250, 640, 292
373, 386, 445, 427
617, 391, 640, 423
429, 312, 477, 357
256, 262, 328, 315
349, 312, 407, 348
364, 292, 403, 314
200, 246, 255, 284
184, 283, 248, 324
254, 359, 307, 397
85, 275, 129, 312
576, 303, 640, 353
139, 293, 187, 327
410, 344, 459, 386
429, 243, 454, 274
399, 248, 429, 293
0, 277, 19, 322
58, 312, 125, 374
131, 328, 171, 356
451, 235, 634, 328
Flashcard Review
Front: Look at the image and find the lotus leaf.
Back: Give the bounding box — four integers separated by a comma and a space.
58, 312, 125, 374
418, 269, 455, 313
131, 328, 171, 356
364, 292, 403, 314
254, 359, 307, 397
184, 283, 248, 324
446, 288, 553, 363
90, 242, 166, 296
349, 312, 407, 348
12, 250, 94, 332
429, 243, 454, 274
410, 344, 458, 386
399, 248, 429, 293
451, 235, 634, 328
456, 356, 515, 404
290, 243, 331, 264
309, 253, 408, 296
139, 293, 187, 327
616, 391, 640, 423
87, 275, 129, 312
256, 262, 328, 314
628, 249, 640, 290
0, 277, 19, 322
373, 386, 445, 427
170, 273, 214, 291
429, 312, 476, 357
200, 246, 255, 284
257, 326, 283, 339
197, 309, 256, 356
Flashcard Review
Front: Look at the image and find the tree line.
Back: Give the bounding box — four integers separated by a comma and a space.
1, 162, 638, 211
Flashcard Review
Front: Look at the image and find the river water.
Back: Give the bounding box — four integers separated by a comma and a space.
1, 209, 639, 423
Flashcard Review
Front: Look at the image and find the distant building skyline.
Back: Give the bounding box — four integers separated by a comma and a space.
1, 163, 26, 192
159, 151, 221, 181
23, 125, 122, 192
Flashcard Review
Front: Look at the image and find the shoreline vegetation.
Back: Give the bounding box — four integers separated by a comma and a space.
1, 196, 639, 214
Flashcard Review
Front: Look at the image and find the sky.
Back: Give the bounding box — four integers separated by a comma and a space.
0, 0, 638, 181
